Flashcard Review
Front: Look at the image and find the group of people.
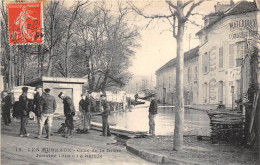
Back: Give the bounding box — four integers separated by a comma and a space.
1, 86, 112, 139
2, 86, 157, 138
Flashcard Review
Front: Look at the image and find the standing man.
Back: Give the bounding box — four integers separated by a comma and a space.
37, 88, 56, 139
1, 91, 13, 125
85, 92, 92, 132
58, 92, 75, 138
33, 87, 47, 134
19, 87, 30, 137
87, 91, 96, 112
79, 93, 89, 133
148, 94, 158, 136
100, 94, 111, 136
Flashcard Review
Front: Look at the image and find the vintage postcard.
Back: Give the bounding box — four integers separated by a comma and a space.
1, 0, 259, 164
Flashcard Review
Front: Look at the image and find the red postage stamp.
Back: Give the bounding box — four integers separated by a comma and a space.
8, 2, 43, 45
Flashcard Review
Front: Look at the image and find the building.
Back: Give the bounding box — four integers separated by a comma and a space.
155, 46, 199, 105
123, 74, 156, 95
196, 1, 259, 108
26, 76, 87, 114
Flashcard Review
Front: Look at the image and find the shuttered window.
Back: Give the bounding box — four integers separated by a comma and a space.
229, 44, 235, 67
203, 52, 209, 73
219, 47, 223, 69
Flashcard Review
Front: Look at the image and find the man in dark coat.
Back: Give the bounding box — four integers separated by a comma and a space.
79, 93, 91, 133
37, 88, 56, 139
1, 91, 13, 125
33, 87, 47, 134
19, 87, 30, 137
58, 92, 75, 138
87, 90, 96, 112
148, 94, 158, 136
100, 94, 111, 136
33, 88, 42, 123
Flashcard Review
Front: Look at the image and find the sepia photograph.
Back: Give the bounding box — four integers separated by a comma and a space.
1, 0, 260, 164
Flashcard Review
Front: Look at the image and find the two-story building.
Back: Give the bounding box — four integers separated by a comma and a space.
196, 1, 259, 108
155, 46, 199, 105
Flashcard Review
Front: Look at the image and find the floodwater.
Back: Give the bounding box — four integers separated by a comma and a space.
108, 106, 211, 136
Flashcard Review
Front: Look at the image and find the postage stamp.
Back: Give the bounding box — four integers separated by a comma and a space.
8, 2, 43, 45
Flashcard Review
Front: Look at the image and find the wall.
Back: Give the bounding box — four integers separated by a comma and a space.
43, 83, 83, 114
156, 56, 198, 105
198, 11, 259, 107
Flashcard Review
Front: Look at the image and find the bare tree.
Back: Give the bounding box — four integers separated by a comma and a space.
63, 0, 89, 77
71, 2, 140, 92
129, 0, 207, 151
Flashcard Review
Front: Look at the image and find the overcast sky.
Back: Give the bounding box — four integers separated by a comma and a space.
64, 0, 247, 78
125, 0, 250, 78
128, 0, 221, 77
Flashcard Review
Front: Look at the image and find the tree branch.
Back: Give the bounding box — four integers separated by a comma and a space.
128, 2, 173, 19
165, 1, 178, 10
185, 0, 206, 20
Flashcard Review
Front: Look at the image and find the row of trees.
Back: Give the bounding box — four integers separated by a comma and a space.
1, 0, 140, 92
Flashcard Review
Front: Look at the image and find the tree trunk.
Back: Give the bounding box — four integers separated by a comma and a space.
20, 50, 25, 85
37, 45, 41, 77
8, 46, 13, 91
47, 48, 53, 76
173, 21, 185, 151
101, 73, 108, 93
65, 42, 69, 77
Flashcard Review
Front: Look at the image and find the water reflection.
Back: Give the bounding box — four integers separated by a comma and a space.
108, 107, 211, 136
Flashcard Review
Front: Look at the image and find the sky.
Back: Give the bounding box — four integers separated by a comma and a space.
128, 0, 220, 77
63, 0, 247, 78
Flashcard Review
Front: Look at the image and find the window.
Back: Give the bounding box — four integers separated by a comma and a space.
236, 80, 241, 99
203, 83, 208, 103
236, 41, 246, 67
169, 76, 170, 90
194, 66, 198, 81
237, 41, 246, 59
218, 81, 223, 103
203, 52, 209, 73
229, 44, 235, 67
188, 67, 192, 81
219, 47, 223, 69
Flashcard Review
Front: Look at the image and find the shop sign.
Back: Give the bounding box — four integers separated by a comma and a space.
229, 18, 258, 40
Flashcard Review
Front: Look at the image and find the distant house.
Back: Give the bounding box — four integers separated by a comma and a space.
155, 46, 199, 105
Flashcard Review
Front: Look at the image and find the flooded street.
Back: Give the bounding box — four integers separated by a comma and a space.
108, 106, 211, 136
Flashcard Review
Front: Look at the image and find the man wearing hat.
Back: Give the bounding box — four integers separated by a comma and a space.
19, 87, 30, 137
100, 93, 111, 136
1, 90, 13, 125
148, 94, 158, 136
79, 93, 91, 133
58, 92, 75, 138
37, 88, 56, 139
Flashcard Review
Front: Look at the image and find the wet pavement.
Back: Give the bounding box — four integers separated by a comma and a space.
107, 106, 211, 136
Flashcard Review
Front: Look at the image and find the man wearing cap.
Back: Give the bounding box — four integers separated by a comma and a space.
58, 92, 75, 138
37, 88, 56, 139
1, 90, 13, 125
100, 94, 111, 136
19, 87, 30, 137
79, 93, 89, 133
148, 94, 158, 136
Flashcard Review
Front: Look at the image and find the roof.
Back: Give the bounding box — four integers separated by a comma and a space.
196, 1, 258, 36
26, 76, 87, 86
155, 46, 199, 74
